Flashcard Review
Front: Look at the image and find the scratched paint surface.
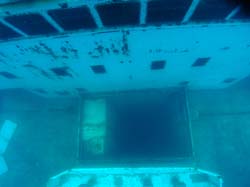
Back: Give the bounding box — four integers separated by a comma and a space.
0, 23, 250, 96
48, 167, 222, 187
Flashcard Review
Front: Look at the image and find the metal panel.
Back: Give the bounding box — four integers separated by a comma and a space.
47, 167, 223, 187
0, 23, 249, 96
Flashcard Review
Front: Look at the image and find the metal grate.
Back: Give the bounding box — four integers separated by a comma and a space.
48, 6, 97, 31
147, 0, 192, 24
5, 13, 58, 35
0, 22, 21, 40
96, 2, 140, 27
191, 0, 238, 22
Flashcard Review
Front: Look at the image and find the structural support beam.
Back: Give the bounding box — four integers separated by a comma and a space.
182, 0, 201, 23
88, 4, 103, 28
225, 5, 241, 20
140, 0, 147, 25
41, 11, 64, 33
0, 18, 28, 37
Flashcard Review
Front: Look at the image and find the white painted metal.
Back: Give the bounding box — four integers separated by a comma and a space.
0, 0, 249, 96
48, 167, 222, 187
88, 4, 104, 28
0, 18, 28, 37
182, 0, 201, 23
0, 23, 250, 96
225, 5, 241, 20
0, 120, 17, 176
0, 120, 17, 154
40, 11, 64, 33
82, 99, 106, 154
140, 0, 147, 25
0, 120, 17, 141
0, 156, 7, 175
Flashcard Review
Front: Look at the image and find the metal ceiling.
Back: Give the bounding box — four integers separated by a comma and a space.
0, 0, 250, 97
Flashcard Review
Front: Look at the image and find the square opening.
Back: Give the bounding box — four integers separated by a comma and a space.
79, 89, 193, 165
48, 6, 97, 31
151, 60, 166, 70
147, 0, 192, 24
192, 57, 210, 67
50, 67, 72, 77
5, 13, 58, 35
0, 22, 21, 40
96, 2, 140, 27
91, 65, 106, 74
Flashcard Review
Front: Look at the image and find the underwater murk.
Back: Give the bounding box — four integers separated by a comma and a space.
0, 0, 250, 187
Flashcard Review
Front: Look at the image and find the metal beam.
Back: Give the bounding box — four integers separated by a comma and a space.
225, 5, 241, 20
40, 11, 64, 33
182, 0, 201, 23
0, 18, 28, 37
140, 0, 147, 25
88, 4, 103, 28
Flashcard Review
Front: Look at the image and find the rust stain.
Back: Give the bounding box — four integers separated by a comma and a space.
60, 41, 79, 58
121, 30, 129, 56
61, 46, 67, 53
39, 42, 59, 59
110, 43, 120, 54
27, 41, 76, 60
88, 31, 131, 58
96, 45, 105, 55
88, 42, 106, 58
28, 43, 59, 60
105, 48, 110, 54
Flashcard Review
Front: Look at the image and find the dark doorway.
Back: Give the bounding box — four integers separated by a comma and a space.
79, 89, 193, 166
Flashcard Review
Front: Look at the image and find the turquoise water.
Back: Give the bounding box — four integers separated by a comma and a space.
1, 82, 250, 187
0, 0, 250, 186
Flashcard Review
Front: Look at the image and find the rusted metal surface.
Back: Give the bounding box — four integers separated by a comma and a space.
0, 0, 249, 96
0, 22, 249, 97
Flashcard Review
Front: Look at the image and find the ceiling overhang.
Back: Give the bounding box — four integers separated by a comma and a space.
0, 0, 249, 97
